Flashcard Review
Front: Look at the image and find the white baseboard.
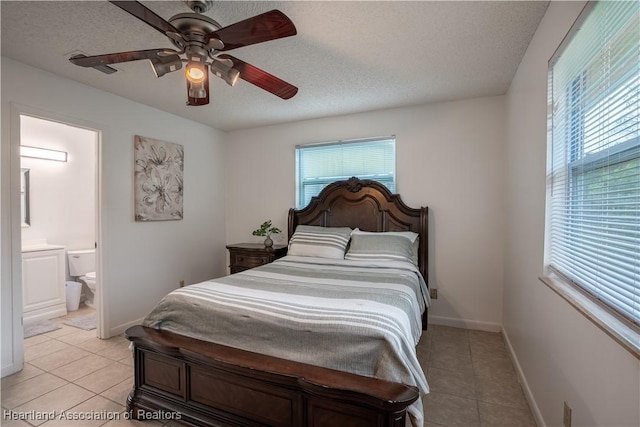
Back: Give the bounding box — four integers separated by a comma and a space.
428, 315, 502, 332
109, 317, 145, 338
502, 326, 546, 427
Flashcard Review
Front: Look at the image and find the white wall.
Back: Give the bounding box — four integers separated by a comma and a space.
1, 57, 227, 375
225, 97, 506, 331
503, 2, 640, 427
21, 115, 96, 254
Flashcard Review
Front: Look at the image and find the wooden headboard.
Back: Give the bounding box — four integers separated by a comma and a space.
288, 177, 428, 282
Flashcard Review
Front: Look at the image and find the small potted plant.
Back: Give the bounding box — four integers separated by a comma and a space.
252, 220, 281, 248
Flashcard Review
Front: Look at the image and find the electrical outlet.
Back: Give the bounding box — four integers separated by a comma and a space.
563, 401, 572, 427
430, 288, 438, 299
179, 280, 185, 288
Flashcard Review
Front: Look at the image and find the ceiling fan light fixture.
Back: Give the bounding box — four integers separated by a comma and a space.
150, 55, 183, 78
188, 81, 207, 99
186, 60, 206, 83
210, 60, 240, 86
186, 67, 205, 82
187, 64, 209, 100
227, 68, 240, 86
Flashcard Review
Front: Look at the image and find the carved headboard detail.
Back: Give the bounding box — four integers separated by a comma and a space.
288, 177, 428, 281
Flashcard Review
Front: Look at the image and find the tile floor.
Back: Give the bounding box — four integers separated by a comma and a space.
3, 317, 535, 427
420, 325, 536, 426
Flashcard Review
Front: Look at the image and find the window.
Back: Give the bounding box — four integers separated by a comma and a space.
295, 137, 396, 209
546, 1, 639, 325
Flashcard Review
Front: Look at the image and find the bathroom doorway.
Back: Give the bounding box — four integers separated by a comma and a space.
17, 110, 103, 343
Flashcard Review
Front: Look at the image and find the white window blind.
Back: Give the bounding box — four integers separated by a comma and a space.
295, 137, 396, 209
546, 1, 640, 324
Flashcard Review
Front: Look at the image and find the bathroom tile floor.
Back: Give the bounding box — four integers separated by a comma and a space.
2, 322, 536, 426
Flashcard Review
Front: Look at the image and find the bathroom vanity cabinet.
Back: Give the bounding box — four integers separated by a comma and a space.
22, 245, 67, 322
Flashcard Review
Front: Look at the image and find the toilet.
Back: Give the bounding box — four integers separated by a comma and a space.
67, 249, 96, 308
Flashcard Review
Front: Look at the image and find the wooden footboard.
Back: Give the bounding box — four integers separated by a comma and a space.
125, 325, 419, 427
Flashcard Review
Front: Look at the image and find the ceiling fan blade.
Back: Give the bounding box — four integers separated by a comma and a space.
206, 10, 296, 51
217, 54, 298, 99
109, 1, 180, 36
69, 49, 178, 67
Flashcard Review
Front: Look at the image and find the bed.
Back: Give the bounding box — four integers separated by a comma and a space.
125, 177, 429, 427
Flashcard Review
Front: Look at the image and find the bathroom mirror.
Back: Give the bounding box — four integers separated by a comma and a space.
21, 168, 30, 227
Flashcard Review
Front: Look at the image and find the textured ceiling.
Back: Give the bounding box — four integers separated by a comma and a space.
1, 1, 549, 131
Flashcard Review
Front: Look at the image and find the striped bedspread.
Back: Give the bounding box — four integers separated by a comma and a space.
142, 255, 430, 426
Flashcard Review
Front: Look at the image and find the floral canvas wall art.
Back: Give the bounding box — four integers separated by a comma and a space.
134, 135, 184, 221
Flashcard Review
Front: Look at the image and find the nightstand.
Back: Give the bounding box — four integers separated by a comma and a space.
226, 243, 288, 274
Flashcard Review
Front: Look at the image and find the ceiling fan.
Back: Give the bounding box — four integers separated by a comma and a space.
69, 0, 298, 106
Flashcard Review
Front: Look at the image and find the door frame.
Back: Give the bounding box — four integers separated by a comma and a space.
4, 103, 108, 376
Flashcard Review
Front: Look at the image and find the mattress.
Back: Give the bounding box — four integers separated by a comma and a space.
143, 255, 430, 426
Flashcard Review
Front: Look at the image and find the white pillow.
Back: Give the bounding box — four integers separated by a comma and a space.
288, 225, 352, 259
346, 229, 419, 265
351, 228, 418, 242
